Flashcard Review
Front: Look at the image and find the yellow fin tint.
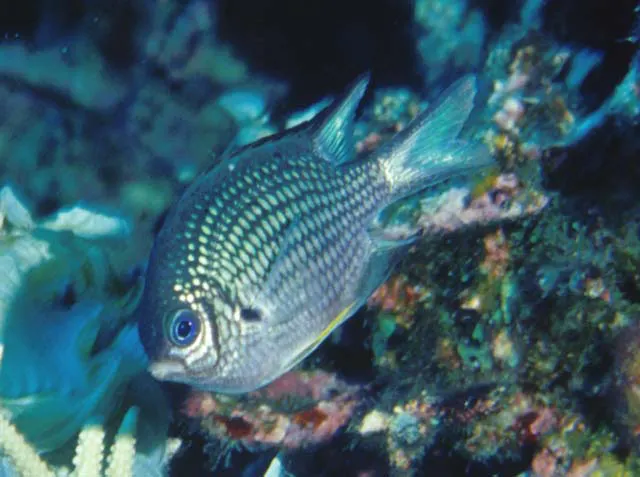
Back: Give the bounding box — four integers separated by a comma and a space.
313, 301, 358, 346
281, 301, 359, 372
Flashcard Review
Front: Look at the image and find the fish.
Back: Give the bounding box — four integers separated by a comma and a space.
137, 74, 493, 393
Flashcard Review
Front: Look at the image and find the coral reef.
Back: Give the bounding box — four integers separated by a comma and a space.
0, 0, 252, 247
1, 0, 640, 475
183, 370, 361, 451
0, 186, 174, 474
0, 405, 180, 477
413, 0, 487, 89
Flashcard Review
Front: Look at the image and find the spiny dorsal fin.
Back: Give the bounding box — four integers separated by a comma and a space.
312, 73, 370, 165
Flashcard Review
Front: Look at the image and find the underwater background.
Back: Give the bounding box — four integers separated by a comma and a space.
0, 0, 640, 475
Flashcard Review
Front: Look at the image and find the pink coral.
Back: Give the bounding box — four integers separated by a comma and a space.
413, 174, 548, 237
531, 448, 558, 477
250, 370, 355, 402
183, 370, 362, 449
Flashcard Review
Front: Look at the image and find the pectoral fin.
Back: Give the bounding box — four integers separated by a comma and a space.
279, 300, 359, 373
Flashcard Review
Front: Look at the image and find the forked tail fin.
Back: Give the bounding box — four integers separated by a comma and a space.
378, 75, 494, 201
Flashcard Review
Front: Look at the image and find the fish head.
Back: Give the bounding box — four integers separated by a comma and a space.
138, 303, 214, 387
136, 206, 229, 389
136, 248, 273, 392
135, 194, 275, 392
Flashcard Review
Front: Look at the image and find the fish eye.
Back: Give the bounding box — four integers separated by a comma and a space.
168, 309, 201, 347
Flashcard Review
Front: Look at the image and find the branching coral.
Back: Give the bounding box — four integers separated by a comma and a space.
0, 43, 127, 113
413, 0, 487, 88
72, 407, 141, 477
0, 185, 142, 451
0, 405, 178, 477
0, 407, 55, 477
144, 1, 247, 87
0, 185, 175, 474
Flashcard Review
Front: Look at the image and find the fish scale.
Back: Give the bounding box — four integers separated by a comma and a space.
138, 74, 494, 392
216, 162, 378, 315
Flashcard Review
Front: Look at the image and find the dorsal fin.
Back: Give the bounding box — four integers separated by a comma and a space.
311, 73, 370, 165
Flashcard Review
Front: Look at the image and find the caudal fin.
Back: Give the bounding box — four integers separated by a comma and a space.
378, 75, 494, 200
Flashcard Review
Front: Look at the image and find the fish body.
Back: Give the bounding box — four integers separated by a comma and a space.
137, 75, 492, 393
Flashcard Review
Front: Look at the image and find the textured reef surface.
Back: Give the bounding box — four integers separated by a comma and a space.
1, 0, 640, 475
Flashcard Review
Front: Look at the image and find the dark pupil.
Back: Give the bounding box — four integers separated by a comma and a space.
170, 310, 200, 346
176, 319, 193, 339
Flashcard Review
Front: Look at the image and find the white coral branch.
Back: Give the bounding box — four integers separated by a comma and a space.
0, 407, 142, 477
0, 409, 54, 477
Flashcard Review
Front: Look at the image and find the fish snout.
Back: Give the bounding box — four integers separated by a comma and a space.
147, 359, 188, 382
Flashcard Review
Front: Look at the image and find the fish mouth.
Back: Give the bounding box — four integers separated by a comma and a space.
148, 360, 187, 382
